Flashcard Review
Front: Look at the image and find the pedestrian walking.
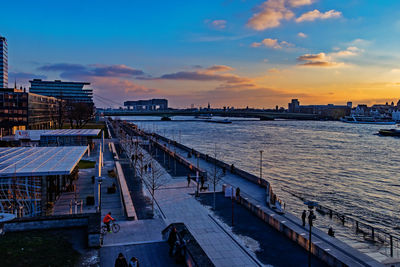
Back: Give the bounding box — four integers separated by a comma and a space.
301, 210, 307, 227
128, 257, 139, 267
115, 253, 128, 267
187, 173, 191, 187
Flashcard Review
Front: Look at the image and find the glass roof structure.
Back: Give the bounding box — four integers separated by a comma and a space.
39, 129, 101, 137
0, 146, 88, 177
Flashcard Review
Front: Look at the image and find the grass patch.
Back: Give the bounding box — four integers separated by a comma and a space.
78, 159, 96, 169
0, 231, 81, 267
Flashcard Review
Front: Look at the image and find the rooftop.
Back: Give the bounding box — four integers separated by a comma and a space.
15, 129, 101, 141
41, 129, 101, 137
0, 146, 88, 177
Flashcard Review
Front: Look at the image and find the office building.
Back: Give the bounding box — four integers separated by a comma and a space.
0, 87, 61, 136
124, 99, 168, 110
0, 36, 8, 88
29, 79, 93, 104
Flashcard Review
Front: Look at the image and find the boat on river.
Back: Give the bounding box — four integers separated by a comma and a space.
378, 128, 400, 136
340, 115, 396, 125
205, 119, 232, 124
195, 114, 212, 120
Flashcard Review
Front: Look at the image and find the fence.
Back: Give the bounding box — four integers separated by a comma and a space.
282, 186, 400, 258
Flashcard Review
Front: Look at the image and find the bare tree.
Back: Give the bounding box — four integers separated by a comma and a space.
143, 157, 167, 213
67, 102, 94, 128
207, 144, 225, 210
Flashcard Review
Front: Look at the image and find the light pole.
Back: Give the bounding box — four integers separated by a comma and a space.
259, 150, 264, 180
304, 201, 318, 267
196, 153, 200, 197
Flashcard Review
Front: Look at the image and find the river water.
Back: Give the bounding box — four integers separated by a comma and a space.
119, 116, 400, 237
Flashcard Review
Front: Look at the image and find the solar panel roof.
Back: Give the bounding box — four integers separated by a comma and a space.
0, 146, 89, 177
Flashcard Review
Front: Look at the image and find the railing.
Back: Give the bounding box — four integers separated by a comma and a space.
282, 186, 400, 258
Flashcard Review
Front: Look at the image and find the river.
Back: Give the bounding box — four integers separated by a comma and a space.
118, 116, 400, 237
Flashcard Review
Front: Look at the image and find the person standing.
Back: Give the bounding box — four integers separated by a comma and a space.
200, 175, 205, 191
301, 210, 307, 227
128, 257, 139, 267
115, 253, 128, 267
187, 173, 191, 187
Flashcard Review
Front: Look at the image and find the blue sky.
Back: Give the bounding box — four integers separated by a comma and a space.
2, 0, 400, 108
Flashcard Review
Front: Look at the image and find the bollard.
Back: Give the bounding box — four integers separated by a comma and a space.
356, 221, 359, 232
80, 200, 83, 213
371, 227, 374, 241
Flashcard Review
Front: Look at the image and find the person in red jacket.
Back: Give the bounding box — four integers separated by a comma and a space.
103, 212, 115, 233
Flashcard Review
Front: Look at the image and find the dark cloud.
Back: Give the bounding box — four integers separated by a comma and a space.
38, 63, 86, 72
37, 63, 144, 80
141, 65, 250, 84
9, 72, 47, 81
297, 53, 326, 62
298, 61, 337, 67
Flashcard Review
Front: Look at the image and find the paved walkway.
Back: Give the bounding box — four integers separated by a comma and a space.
123, 142, 260, 267
101, 139, 125, 221
135, 135, 385, 266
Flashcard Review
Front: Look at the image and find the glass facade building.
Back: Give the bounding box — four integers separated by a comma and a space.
0, 36, 8, 88
0, 88, 61, 136
29, 79, 93, 104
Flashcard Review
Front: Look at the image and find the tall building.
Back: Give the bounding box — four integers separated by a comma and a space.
29, 79, 93, 104
288, 99, 300, 113
0, 36, 8, 88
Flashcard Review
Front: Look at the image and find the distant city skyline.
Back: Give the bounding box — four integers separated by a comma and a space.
2, 0, 400, 108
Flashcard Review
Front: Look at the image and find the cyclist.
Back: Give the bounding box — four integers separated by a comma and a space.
103, 212, 115, 233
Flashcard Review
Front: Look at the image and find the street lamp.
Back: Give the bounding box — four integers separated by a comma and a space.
304, 201, 318, 267
259, 150, 264, 180
196, 153, 200, 197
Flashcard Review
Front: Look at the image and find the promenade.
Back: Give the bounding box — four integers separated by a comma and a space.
149, 132, 384, 266
107, 121, 384, 266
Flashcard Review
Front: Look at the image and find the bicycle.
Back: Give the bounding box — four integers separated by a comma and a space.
101, 220, 120, 234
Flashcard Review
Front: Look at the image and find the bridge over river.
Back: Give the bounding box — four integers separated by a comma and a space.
101, 109, 321, 120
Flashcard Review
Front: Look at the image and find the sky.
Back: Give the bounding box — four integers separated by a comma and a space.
2, 0, 400, 108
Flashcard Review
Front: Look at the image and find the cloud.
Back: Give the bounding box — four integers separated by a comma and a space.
297, 32, 307, 38
297, 52, 344, 67
330, 47, 361, 58
297, 52, 327, 61
205, 65, 234, 72
92, 77, 158, 107
296, 9, 342, 22
251, 38, 294, 49
247, 0, 294, 30
288, 0, 314, 7
206, 19, 227, 29
38, 63, 144, 80
38, 63, 86, 72
296, 46, 362, 67
9, 72, 47, 81
143, 65, 250, 84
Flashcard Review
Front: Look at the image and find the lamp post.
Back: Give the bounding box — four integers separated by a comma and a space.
259, 150, 264, 180
196, 153, 200, 197
304, 201, 318, 267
